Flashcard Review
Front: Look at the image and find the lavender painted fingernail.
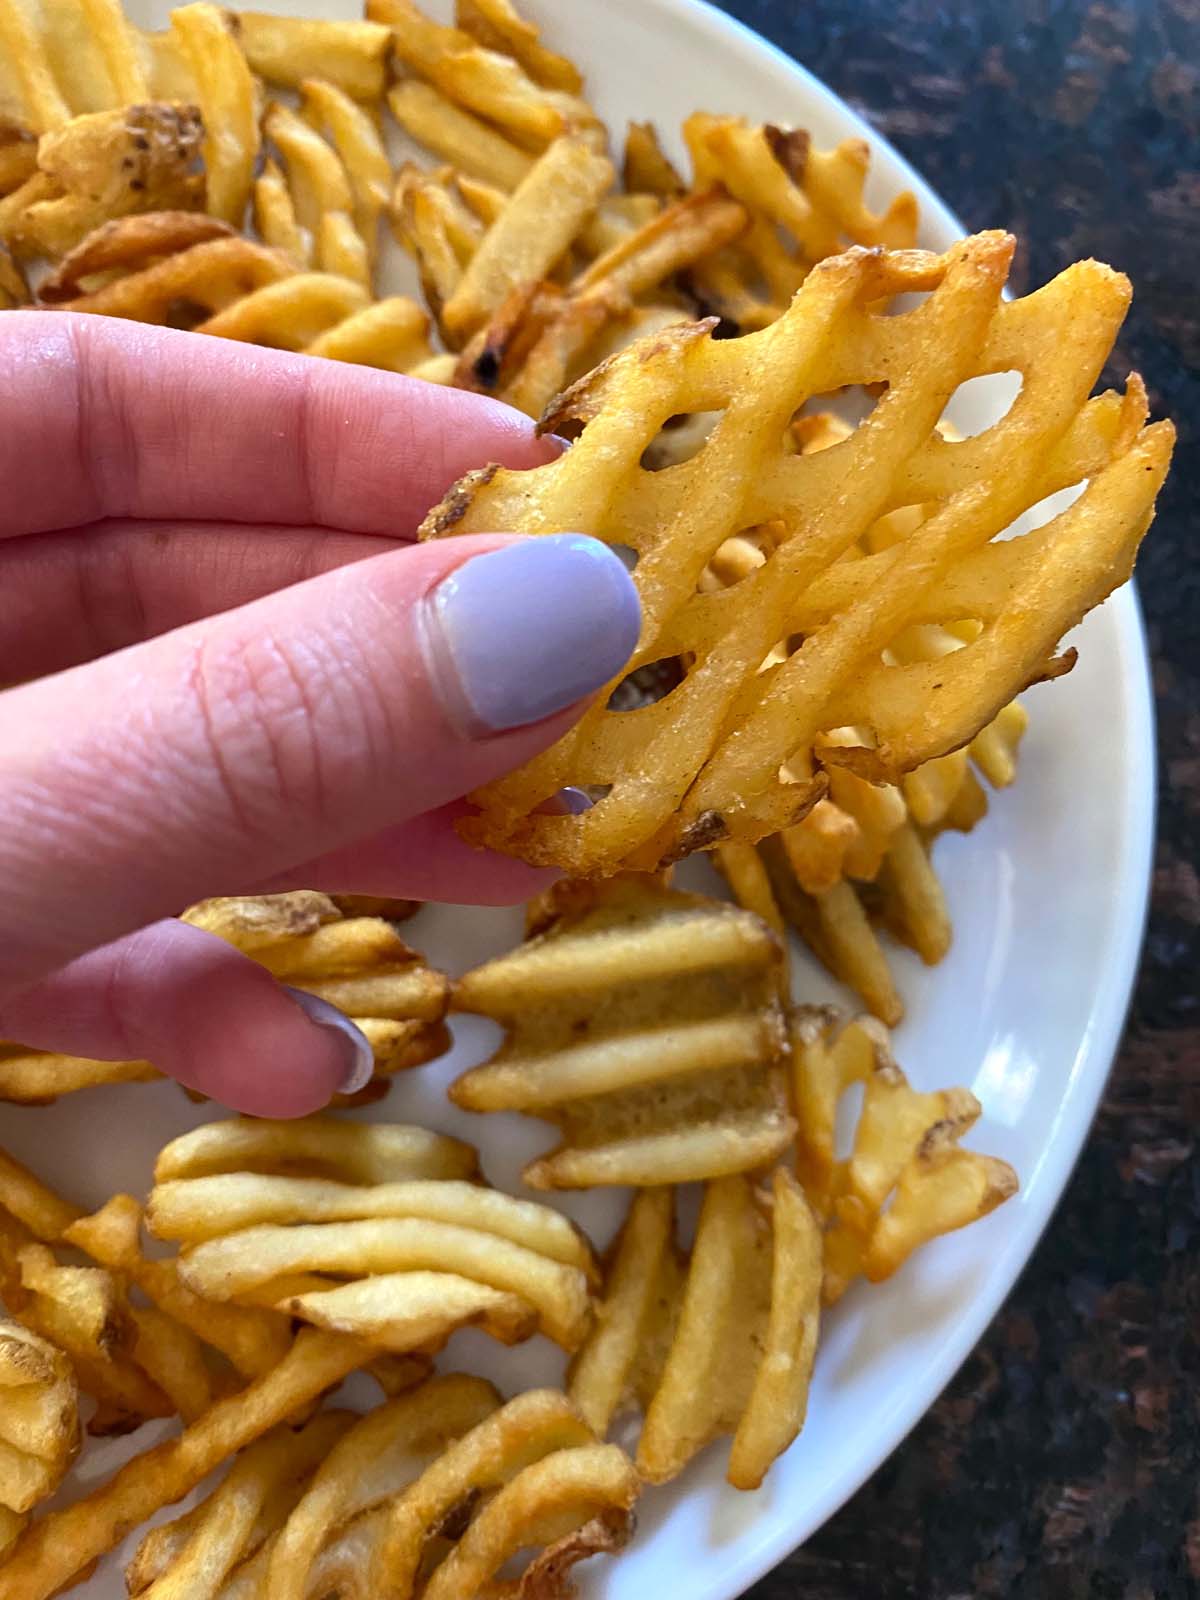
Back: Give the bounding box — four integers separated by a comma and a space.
283, 986, 375, 1094
423, 535, 641, 735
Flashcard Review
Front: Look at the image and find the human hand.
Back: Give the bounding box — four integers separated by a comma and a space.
0, 313, 640, 1116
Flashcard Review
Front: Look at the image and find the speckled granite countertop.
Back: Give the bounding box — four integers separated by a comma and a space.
709, 1, 1199, 1595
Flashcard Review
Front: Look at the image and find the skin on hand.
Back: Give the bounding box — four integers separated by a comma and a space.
0, 314, 640, 1115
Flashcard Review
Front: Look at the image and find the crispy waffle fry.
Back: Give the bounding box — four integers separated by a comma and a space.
235, 11, 390, 100
52, 233, 291, 322
421, 234, 1172, 874
368, 0, 594, 150
421, 1442, 639, 1600
149, 1116, 593, 1351
0, 1329, 367, 1600
36, 208, 232, 300
569, 1169, 821, 1489
169, 1, 258, 225
0, 1322, 79, 1517
263, 1373, 498, 1599
791, 1008, 1018, 1302
452, 874, 794, 1188
124, 1409, 353, 1597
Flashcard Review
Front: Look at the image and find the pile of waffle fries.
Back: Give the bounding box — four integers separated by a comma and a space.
0, 0, 1175, 1591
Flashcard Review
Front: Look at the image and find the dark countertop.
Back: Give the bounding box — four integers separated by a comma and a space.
709, 1, 1199, 1595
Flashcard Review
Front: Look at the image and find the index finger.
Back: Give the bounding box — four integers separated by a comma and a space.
1, 311, 556, 540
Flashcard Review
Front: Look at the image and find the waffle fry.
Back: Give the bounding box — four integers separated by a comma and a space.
791, 1008, 1018, 1302
0, 1322, 79, 1518
36, 209, 232, 300
568, 1167, 822, 1490
452, 874, 794, 1189
0, 1329, 367, 1600
148, 1115, 594, 1351
421, 234, 1172, 874
50, 233, 292, 322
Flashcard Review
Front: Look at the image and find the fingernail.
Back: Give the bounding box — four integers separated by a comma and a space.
423, 535, 641, 734
283, 987, 375, 1095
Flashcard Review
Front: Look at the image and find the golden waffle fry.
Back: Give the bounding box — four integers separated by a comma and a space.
124, 1408, 354, 1596
452, 874, 794, 1189
421, 234, 1172, 874
36, 208, 232, 300
303, 294, 435, 370
148, 1116, 594, 1351
0, 1322, 79, 1518
0, 1329, 367, 1600
235, 11, 390, 101
791, 1008, 1018, 1302
51, 233, 291, 322
421, 1442, 639, 1599
368, 0, 594, 150
263, 1373, 498, 1600
568, 1167, 821, 1490
169, 1, 258, 226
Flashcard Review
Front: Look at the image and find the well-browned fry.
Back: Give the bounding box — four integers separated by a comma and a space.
455, 0, 584, 93
0, 1322, 79, 1517
36, 209, 233, 301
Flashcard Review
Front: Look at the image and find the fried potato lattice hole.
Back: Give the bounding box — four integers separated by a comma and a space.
792, 1007, 1018, 1303
568, 1167, 822, 1491
0, 1321, 79, 1520
420, 231, 1173, 875
452, 874, 794, 1189
148, 1114, 596, 1353
0, 892, 451, 1105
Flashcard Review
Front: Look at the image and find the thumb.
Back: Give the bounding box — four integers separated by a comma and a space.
0, 532, 640, 996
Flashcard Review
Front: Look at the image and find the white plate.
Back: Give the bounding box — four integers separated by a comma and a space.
0, 0, 1156, 1595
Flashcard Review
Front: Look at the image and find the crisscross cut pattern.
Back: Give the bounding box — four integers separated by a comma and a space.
421, 231, 1174, 874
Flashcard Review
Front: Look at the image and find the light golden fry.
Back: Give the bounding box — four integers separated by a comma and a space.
265, 1373, 498, 1600
0, 133, 36, 196
154, 1114, 476, 1185
252, 156, 307, 264
0, 0, 71, 132
441, 132, 614, 341
236, 11, 390, 100
175, 1216, 592, 1350
387, 78, 533, 191
420, 235, 1172, 875
170, 2, 258, 225
195, 270, 370, 343
284, 1271, 537, 1353
126, 1410, 351, 1599
300, 77, 389, 264
452, 874, 794, 1188
263, 99, 367, 285
369, 0, 593, 149
455, 0, 583, 93
791, 1009, 1018, 1302
148, 1174, 593, 1267
0, 1330, 367, 1600
372, 1387, 592, 1594
65, 1195, 292, 1381
0, 1322, 79, 1517
304, 294, 434, 370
